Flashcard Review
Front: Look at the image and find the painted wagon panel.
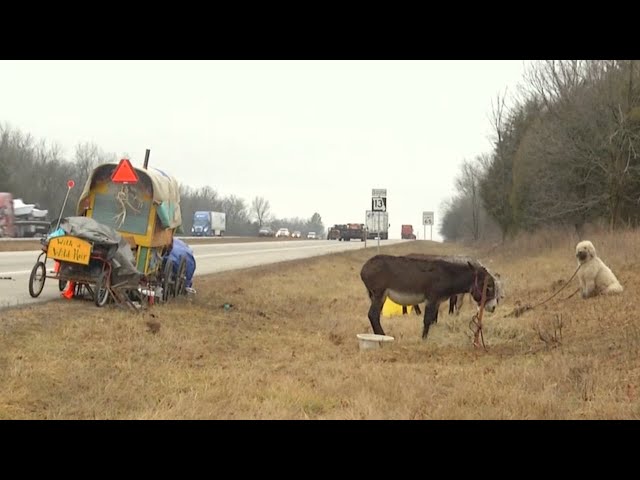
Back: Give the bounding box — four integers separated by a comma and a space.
77, 162, 182, 277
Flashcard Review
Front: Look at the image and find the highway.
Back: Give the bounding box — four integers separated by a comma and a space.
0, 239, 405, 308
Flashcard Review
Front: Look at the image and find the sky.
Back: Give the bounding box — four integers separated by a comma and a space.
0, 60, 529, 240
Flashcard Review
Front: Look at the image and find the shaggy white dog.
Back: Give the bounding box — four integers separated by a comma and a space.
575, 240, 623, 298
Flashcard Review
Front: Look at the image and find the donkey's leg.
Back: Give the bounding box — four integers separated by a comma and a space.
456, 294, 465, 315
448, 295, 456, 315
367, 295, 386, 335
413, 304, 422, 316
422, 301, 440, 340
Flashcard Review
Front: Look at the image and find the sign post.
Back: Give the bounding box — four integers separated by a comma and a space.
363, 212, 367, 249
423, 211, 434, 241
372, 189, 387, 252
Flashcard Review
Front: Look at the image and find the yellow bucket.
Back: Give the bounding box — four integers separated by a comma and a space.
382, 298, 413, 317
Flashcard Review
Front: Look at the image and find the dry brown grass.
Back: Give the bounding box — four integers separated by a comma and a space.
0, 240, 45, 252
1, 235, 640, 419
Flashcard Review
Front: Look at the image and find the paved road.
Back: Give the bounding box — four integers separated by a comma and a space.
0, 236, 246, 242
0, 239, 405, 308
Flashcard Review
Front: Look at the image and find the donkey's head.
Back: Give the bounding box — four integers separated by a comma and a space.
468, 262, 503, 313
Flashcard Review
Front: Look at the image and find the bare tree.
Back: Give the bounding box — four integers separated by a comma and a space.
222, 195, 249, 228
521, 60, 640, 230
307, 212, 324, 237
455, 158, 483, 240
480, 90, 516, 241
251, 196, 271, 227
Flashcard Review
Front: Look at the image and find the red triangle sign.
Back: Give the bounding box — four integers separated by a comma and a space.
111, 159, 139, 184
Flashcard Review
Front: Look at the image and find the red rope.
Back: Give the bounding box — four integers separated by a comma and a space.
471, 273, 490, 351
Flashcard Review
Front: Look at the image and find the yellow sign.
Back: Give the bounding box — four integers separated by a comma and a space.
48, 236, 92, 265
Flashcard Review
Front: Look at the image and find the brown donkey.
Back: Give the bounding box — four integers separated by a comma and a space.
360, 254, 502, 341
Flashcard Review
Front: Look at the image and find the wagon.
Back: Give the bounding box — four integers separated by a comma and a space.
28, 156, 187, 307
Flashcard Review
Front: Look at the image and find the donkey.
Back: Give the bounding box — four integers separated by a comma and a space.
360, 254, 502, 341
401, 254, 476, 320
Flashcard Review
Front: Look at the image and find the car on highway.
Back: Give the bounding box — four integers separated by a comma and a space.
307, 231, 317, 239
291, 231, 301, 238
258, 226, 275, 237
275, 228, 290, 238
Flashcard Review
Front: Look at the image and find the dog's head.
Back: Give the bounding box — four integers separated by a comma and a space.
576, 240, 596, 264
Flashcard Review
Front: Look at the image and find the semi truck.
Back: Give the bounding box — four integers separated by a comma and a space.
191, 211, 226, 236
0, 193, 51, 238
401, 224, 416, 239
365, 211, 389, 240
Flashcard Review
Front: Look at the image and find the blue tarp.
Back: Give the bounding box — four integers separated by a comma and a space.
167, 238, 196, 288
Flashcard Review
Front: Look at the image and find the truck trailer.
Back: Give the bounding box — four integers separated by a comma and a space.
191, 211, 226, 236
365, 211, 389, 240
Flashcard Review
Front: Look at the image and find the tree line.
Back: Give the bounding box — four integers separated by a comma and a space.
440, 60, 640, 242
0, 123, 324, 236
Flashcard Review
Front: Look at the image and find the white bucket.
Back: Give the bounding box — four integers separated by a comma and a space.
357, 333, 395, 351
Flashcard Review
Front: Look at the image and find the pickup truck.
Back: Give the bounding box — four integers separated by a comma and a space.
328, 223, 365, 241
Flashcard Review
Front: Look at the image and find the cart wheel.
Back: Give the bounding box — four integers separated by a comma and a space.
162, 258, 174, 302
94, 270, 111, 307
174, 256, 187, 297
28, 261, 47, 298
58, 279, 68, 291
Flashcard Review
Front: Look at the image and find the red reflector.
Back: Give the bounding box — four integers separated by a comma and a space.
111, 159, 139, 184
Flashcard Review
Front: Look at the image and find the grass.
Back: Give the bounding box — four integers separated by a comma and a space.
1, 232, 639, 419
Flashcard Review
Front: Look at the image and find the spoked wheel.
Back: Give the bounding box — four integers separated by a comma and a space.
94, 269, 111, 307
28, 261, 47, 298
174, 256, 187, 297
162, 258, 175, 302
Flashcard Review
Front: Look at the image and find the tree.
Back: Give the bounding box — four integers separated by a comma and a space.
251, 196, 271, 227
222, 195, 251, 234
306, 212, 324, 237
479, 91, 516, 241
455, 158, 484, 240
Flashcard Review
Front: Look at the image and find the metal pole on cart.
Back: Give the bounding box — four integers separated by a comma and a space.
55, 180, 75, 231
143, 149, 151, 170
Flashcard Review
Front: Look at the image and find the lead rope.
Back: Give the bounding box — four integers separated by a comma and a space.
505, 264, 582, 318
469, 273, 490, 351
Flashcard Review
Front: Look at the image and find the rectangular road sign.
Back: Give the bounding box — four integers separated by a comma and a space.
372, 188, 387, 197
423, 211, 434, 226
372, 197, 387, 212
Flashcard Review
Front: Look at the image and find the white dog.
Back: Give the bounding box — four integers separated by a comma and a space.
575, 240, 623, 298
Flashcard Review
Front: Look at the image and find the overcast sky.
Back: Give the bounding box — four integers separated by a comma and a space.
0, 60, 529, 240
